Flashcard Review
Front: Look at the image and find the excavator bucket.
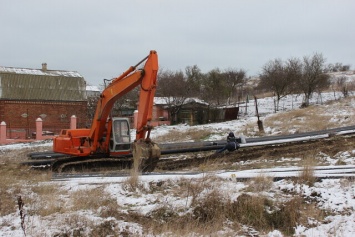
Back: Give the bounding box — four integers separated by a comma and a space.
132, 140, 161, 172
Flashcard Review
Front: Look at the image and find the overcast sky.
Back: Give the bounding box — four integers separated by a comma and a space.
1, 0, 354, 86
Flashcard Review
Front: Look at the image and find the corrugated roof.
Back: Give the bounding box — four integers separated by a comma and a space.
0, 66, 87, 101
0, 66, 83, 78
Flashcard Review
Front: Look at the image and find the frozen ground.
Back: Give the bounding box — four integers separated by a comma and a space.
1, 91, 355, 236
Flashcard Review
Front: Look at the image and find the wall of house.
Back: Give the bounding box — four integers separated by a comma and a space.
153, 106, 169, 121
0, 100, 87, 139
133, 105, 170, 129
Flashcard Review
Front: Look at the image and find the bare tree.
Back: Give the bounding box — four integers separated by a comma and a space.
336, 76, 349, 98
185, 65, 204, 98
285, 57, 303, 95
297, 53, 330, 106
259, 59, 289, 111
156, 69, 189, 124
224, 68, 246, 104
201, 68, 227, 106
112, 87, 139, 115
341, 65, 351, 71
325, 62, 351, 73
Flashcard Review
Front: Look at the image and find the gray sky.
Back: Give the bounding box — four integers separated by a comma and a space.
1, 0, 354, 86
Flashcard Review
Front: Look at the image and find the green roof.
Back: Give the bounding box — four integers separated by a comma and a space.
0, 66, 87, 101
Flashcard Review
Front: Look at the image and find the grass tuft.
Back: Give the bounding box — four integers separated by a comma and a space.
71, 187, 119, 212
246, 173, 274, 192
298, 156, 317, 186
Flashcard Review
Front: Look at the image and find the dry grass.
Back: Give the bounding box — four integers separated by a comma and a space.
90, 220, 121, 237
0, 160, 52, 216
267, 196, 303, 235
229, 194, 323, 235
0, 155, 331, 237
339, 177, 355, 188
177, 177, 205, 206
146, 189, 230, 236
152, 128, 213, 143
0, 188, 18, 216
71, 187, 119, 212
264, 108, 332, 135
192, 189, 228, 226
229, 193, 272, 231
141, 175, 331, 236
242, 122, 266, 137
262, 96, 355, 135
26, 184, 67, 216
246, 173, 274, 192
297, 155, 317, 186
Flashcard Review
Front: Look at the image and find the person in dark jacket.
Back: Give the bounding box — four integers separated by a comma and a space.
216, 132, 240, 153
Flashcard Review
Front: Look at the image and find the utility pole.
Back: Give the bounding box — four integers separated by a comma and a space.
254, 96, 264, 134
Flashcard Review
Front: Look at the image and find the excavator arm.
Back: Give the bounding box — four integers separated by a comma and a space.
89, 50, 158, 153
53, 51, 160, 169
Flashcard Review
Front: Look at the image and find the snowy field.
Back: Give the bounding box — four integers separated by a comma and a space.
1, 91, 355, 236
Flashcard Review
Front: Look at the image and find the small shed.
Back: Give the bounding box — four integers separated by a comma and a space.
176, 98, 209, 125
153, 97, 209, 126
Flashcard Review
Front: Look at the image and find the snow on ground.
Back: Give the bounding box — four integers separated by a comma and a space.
0, 140, 53, 152
1, 92, 355, 236
148, 91, 355, 142
4, 169, 353, 236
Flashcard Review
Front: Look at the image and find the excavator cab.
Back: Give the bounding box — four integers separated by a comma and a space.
109, 117, 131, 153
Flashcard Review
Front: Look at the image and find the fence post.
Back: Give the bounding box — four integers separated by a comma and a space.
70, 115, 77, 129
36, 118, 43, 140
0, 121, 6, 144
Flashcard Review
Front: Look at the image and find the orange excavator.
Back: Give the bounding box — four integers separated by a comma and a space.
52, 50, 160, 172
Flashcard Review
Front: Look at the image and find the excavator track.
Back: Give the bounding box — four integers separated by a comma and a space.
51, 156, 132, 173
25, 150, 160, 173
48, 155, 159, 173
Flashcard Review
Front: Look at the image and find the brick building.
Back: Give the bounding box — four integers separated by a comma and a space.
0, 63, 87, 139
